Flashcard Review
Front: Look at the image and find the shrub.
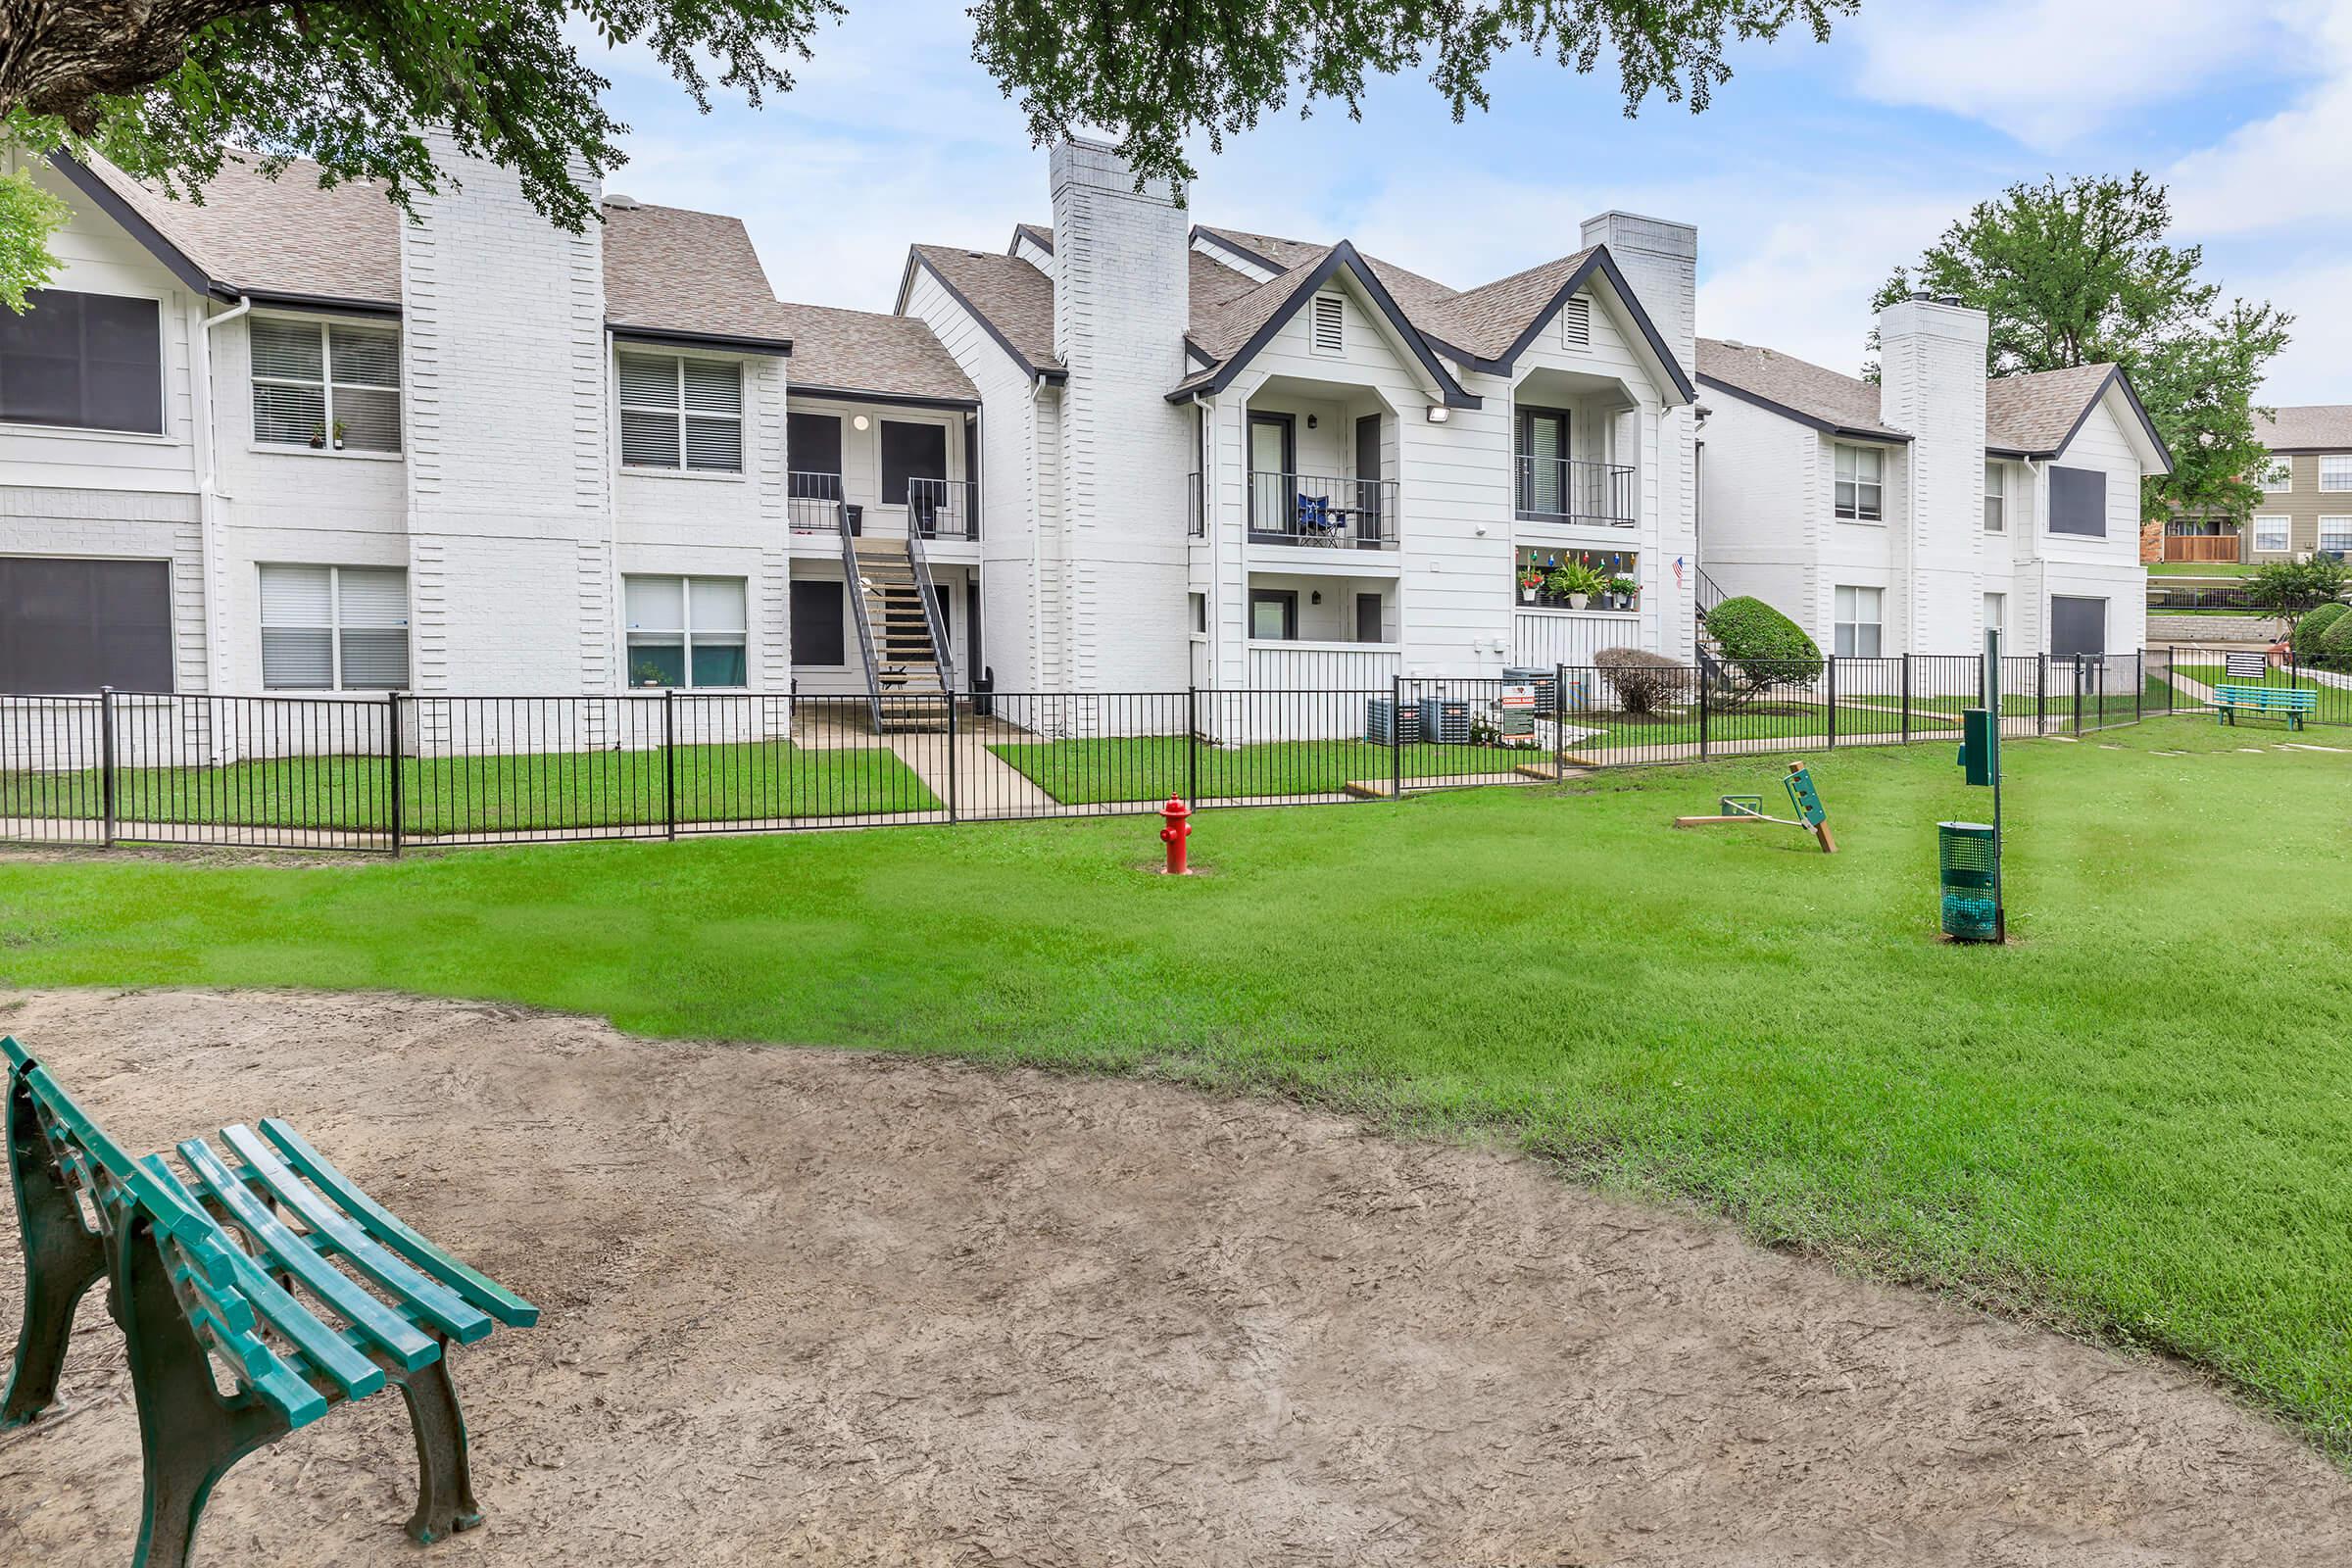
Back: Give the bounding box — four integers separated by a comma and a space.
1702, 596, 1823, 704
2322, 609, 2352, 670
2294, 602, 2349, 664
1595, 647, 1690, 713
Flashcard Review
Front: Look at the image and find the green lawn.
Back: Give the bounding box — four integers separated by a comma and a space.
988, 737, 1503, 805
4, 717, 2351, 1451
0, 743, 939, 833
2147, 562, 2258, 577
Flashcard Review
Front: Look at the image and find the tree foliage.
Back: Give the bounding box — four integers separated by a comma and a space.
1871, 173, 2290, 526
2243, 557, 2350, 640
1594, 646, 1690, 714
1, 0, 1859, 308
1702, 595, 1821, 706
2291, 602, 2348, 664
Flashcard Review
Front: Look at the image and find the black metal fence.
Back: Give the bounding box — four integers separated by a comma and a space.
0, 652, 2172, 855
2153, 645, 2352, 727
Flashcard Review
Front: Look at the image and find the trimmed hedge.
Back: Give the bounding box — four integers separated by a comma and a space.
2321, 608, 2352, 668
1703, 595, 1824, 695
2295, 602, 2349, 664
1594, 647, 1690, 713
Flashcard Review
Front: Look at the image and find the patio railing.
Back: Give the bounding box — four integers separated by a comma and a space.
1247, 470, 1398, 549
1516, 457, 1636, 526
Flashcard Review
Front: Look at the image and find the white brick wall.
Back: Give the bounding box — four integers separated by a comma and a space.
1879, 297, 1989, 654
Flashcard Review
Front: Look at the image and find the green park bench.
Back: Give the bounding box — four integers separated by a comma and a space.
2212, 682, 2319, 731
4, 1036, 536, 1568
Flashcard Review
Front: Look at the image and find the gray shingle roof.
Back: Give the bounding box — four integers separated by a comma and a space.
908, 244, 1062, 374
1982, 364, 2121, 456
600, 199, 795, 347
770, 301, 975, 403
1195, 226, 1324, 271
2256, 405, 2352, 452
1696, 339, 1907, 441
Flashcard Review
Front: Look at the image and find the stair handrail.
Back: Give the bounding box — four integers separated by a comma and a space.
905, 514, 958, 698
838, 502, 885, 732
1692, 564, 1730, 621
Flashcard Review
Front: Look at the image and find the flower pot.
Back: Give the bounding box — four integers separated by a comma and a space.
308, 437, 325, 450
1569, 593, 1589, 611
332, 439, 346, 451
1519, 587, 1535, 605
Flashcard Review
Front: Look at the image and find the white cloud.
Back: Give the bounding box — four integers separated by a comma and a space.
2170, 2, 2352, 236
2241, 258, 2352, 403
1847, 0, 2295, 147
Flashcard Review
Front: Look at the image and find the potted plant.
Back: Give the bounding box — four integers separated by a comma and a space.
631, 660, 668, 689
1517, 565, 1544, 606
331, 418, 348, 451
1547, 562, 1604, 611
1609, 574, 1640, 610
308, 425, 326, 450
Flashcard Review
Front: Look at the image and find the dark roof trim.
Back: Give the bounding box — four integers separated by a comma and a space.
1166, 241, 1479, 409
2051, 365, 2173, 471
1695, 372, 1911, 445
789, 384, 979, 413
1190, 226, 1283, 275
611, 324, 792, 357
1011, 222, 1054, 256
1474, 249, 1698, 403
900, 250, 1066, 383
244, 289, 401, 319
48, 153, 220, 299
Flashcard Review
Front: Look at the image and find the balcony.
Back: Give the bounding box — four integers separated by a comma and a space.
906, 477, 979, 542
787, 472, 977, 543
1516, 457, 1636, 527
1247, 470, 1398, 550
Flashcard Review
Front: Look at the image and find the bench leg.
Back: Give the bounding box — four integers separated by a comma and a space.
117, 1211, 288, 1568
394, 1344, 485, 1543
3, 1071, 109, 1429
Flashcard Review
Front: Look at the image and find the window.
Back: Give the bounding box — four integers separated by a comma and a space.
789, 579, 845, 666
1249, 588, 1298, 641
1983, 462, 2005, 531
880, 420, 948, 505
250, 317, 400, 452
2321, 518, 2352, 557
0, 288, 162, 434
618, 353, 742, 472
787, 413, 842, 498
1834, 445, 1884, 521
1833, 585, 1883, 658
623, 575, 747, 687
1984, 592, 2006, 639
2047, 466, 2107, 536
2254, 515, 2291, 553
1309, 294, 1344, 355
0, 557, 172, 692
2049, 595, 2105, 660
2261, 455, 2295, 492
1355, 592, 1385, 643
1188, 592, 1207, 634
2322, 456, 2352, 492
1517, 408, 1570, 514
259, 564, 409, 690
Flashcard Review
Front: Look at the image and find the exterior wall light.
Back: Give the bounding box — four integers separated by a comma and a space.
1426, 406, 1449, 424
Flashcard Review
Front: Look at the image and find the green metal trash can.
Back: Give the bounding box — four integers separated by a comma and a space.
1937, 821, 1999, 941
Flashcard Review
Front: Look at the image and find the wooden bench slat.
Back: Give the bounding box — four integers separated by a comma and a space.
261, 1117, 540, 1330
140, 1155, 390, 1403
175, 1137, 441, 1374
220, 1124, 496, 1346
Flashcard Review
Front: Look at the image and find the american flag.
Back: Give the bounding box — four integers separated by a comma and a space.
1672, 556, 1686, 589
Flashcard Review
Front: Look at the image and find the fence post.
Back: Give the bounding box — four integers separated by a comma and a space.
99, 686, 117, 848
2073, 656, 2084, 735
1698, 652, 1710, 760
386, 691, 404, 857
2133, 652, 2143, 724
662, 688, 677, 840
2166, 646, 2176, 713
946, 690, 959, 824
1187, 686, 1200, 805
2036, 656, 2047, 736
1553, 662, 1568, 777
1390, 674, 1403, 799
1826, 656, 1838, 749
1900, 654, 1912, 746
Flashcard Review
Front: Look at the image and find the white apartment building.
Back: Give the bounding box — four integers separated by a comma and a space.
0, 136, 1701, 716
1694, 297, 2170, 661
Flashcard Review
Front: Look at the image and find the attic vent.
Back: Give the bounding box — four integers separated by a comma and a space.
1310, 293, 1345, 356
1560, 295, 1592, 350
604, 194, 641, 210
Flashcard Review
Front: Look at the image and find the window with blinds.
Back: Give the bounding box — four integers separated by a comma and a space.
1835, 444, 1884, 521
617, 353, 742, 473
259, 564, 410, 689
250, 318, 401, 452
623, 574, 748, 687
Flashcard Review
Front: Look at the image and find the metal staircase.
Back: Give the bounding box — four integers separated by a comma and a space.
837, 505, 955, 734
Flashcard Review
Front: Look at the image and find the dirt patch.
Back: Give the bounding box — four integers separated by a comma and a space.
1, 989, 2346, 1567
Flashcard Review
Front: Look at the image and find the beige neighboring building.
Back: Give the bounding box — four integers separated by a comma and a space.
2246, 406, 2352, 563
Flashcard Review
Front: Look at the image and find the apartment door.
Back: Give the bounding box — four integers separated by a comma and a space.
1249, 414, 1295, 537
2049, 595, 2106, 660
1354, 592, 1384, 644
1353, 415, 1383, 543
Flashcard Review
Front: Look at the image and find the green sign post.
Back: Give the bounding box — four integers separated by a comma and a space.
1942, 629, 2006, 942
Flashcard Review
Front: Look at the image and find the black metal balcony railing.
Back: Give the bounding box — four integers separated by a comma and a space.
905, 476, 979, 542
1516, 457, 1636, 526
1247, 470, 1398, 549
786, 472, 977, 541
788, 470, 846, 534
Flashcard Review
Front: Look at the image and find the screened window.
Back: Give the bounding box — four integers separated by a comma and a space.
2253, 515, 2290, 553
1834, 445, 1884, 521
880, 420, 948, 505
1833, 585, 1883, 658
1249, 589, 1298, 641
1983, 462, 2005, 531
788, 412, 843, 499
259, 564, 409, 690
250, 318, 401, 452
0, 288, 162, 434
2261, 456, 2295, 492
618, 353, 742, 472
2321, 518, 2352, 556
0, 557, 172, 692
790, 580, 845, 666
2048, 466, 2107, 536
2321, 456, 2352, 493
624, 575, 747, 687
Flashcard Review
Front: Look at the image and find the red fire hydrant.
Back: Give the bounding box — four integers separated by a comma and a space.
1159, 796, 1193, 875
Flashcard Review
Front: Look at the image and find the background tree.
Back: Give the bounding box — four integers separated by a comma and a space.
2243, 558, 2350, 644
0, 0, 1857, 309
1870, 173, 2290, 525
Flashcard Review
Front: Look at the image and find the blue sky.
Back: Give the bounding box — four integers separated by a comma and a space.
587, 0, 2352, 403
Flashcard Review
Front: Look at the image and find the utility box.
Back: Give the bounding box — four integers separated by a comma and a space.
1957, 708, 1995, 786
1937, 821, 1999, 941
1364, 698, 1420, 747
